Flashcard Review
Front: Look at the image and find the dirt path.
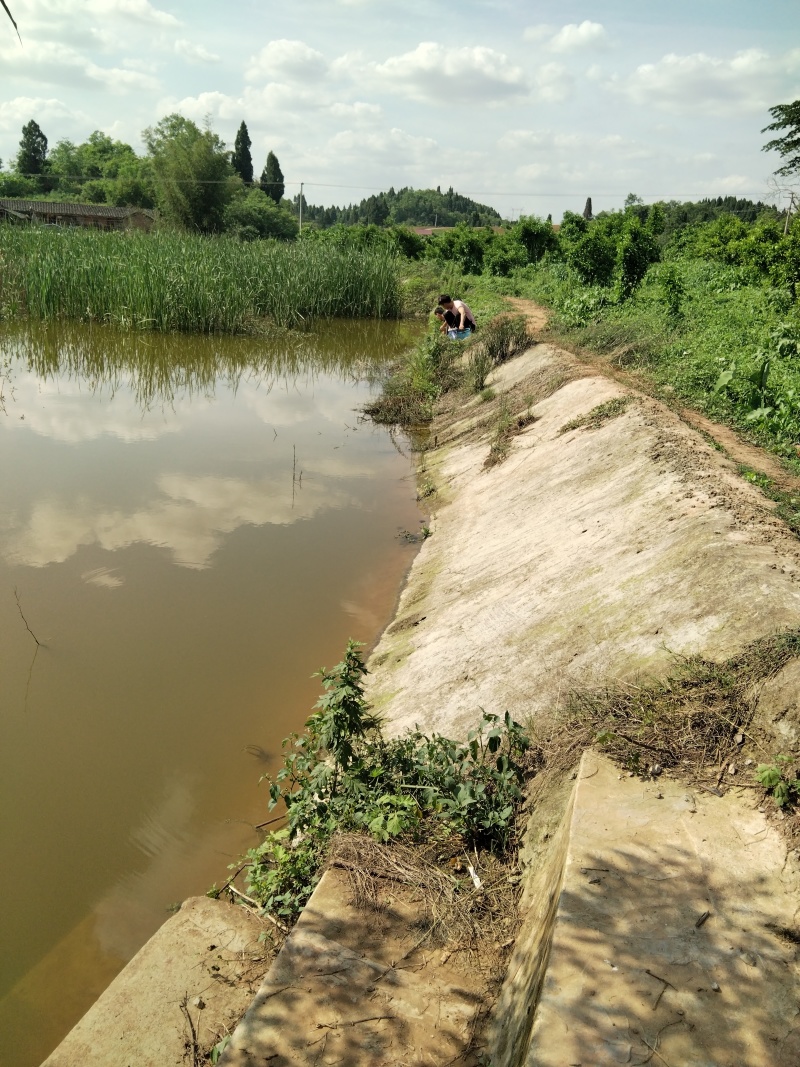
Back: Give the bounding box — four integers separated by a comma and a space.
505, 296, 800, 495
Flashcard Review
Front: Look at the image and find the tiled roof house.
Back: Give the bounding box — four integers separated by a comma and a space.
0, 199, 155, 231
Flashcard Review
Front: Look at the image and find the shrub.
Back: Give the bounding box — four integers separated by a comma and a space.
224, 189, 298, 241
242, 641, 530, 919
617, 217, 660, 298
568, 228, 617, 286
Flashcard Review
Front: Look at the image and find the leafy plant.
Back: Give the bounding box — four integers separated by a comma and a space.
756, 755, 800, 807
241, 642, 531, 921
660, 263, 685, 318
211, 1036, 232, 1064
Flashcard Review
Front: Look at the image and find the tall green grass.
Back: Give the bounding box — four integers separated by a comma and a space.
0, 225, 402, 332
482, 257, 800, 459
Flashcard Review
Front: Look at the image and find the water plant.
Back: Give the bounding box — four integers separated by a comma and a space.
0, 225, 402, 332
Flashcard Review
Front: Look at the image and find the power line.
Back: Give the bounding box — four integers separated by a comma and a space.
5, 172, 775, 200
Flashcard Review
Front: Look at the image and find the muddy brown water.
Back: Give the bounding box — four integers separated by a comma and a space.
0, 320, 422, 1067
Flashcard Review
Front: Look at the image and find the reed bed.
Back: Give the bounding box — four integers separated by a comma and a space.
0, 225, 403, 332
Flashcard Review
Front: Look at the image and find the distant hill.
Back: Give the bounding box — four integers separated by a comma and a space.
301, 186, 502, 229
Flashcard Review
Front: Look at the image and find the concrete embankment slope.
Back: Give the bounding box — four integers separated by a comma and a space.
212, 339, 800, 1067
362, 339, 800, 1066
46, 338, 800, 1065
367, 342, 800, 735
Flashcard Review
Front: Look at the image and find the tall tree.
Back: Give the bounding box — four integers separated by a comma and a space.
231, 121, 253, 185
143, 114, 238, 233
763, 100, 800, 176
16, 119, 48, 176
260, 150, 284, 204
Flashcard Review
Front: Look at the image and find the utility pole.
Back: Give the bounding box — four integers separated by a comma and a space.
299, 182, 304, 233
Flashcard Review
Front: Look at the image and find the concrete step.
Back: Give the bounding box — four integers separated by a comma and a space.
217, 866, 485, 1067
41, 897, 268, 1067
489, 751, 800, 1067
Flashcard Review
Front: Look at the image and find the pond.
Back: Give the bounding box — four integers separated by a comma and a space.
0, 320, 422, 1066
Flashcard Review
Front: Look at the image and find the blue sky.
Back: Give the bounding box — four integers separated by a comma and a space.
1, 0, 799, 219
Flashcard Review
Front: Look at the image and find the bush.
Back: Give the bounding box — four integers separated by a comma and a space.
511, 215, 558, 262
568, 228, 617, 286
617, 217, 660, 298
242, 641, 530, 920
224, 189, 298, 241
484, 234, 528, 277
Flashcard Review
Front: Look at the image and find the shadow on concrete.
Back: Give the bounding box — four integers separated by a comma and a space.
525, 836, 800, 1066
219, 869, 487, 1066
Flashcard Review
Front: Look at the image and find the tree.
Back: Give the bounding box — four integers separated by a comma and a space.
231, 121, 253, 185
512, 215, 557, 263
260, 151, 284, 204
362, 193, 389, 226
143, 114, 238, 232
763, 100, 800, 176
16, 119, 47, 176
224, 188, 298, 240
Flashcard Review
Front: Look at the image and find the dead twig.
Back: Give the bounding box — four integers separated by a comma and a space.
316, 1014, 395, 1030
14, 588, 42, 647
226, 884, 288, 933
179, 994, 200, 1067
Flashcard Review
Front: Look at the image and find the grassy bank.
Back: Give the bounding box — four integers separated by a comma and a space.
398, 205, 800, 463
499, 258, 800, 459
361, 244, 800, 465
0, 226, 402, 332
364, 311, 531, 426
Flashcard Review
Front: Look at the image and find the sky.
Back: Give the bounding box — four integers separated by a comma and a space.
1, 0, 799, 220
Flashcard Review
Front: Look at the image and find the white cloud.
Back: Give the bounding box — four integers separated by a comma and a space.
164, 81, 326, 129
328, 101, 382, 121
84, 0, 179, 27
82, 566, 125, 589
612, 47, 800, 115
344, 42, 529, 105
522, 24, 555, 44
0, 95, 79, 130
0, 38, 159, 93
174, 39, 220, 64
246, 39, 327, 83
549, 21, 609, 53
535, 63, 573, 103
7, 369, 184, 443
3, 470, 355, 570
325, 126, 439, 166
716, 173, 754, 191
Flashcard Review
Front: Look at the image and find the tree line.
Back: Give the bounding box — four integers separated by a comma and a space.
0, 115, 503, 236
0, 116, 296, 239
1, 97, 799, 243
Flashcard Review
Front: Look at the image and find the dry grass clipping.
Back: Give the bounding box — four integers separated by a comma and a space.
558, 395, 632, 435
530, 629, 800, 799
327, 832, 521, 979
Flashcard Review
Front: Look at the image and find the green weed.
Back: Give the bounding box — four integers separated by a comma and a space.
485, 392, 537, 468
559, 396, 631, 435
739, 466, 800, 537
240, 641, 530, 921
755, 756, 800, 808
